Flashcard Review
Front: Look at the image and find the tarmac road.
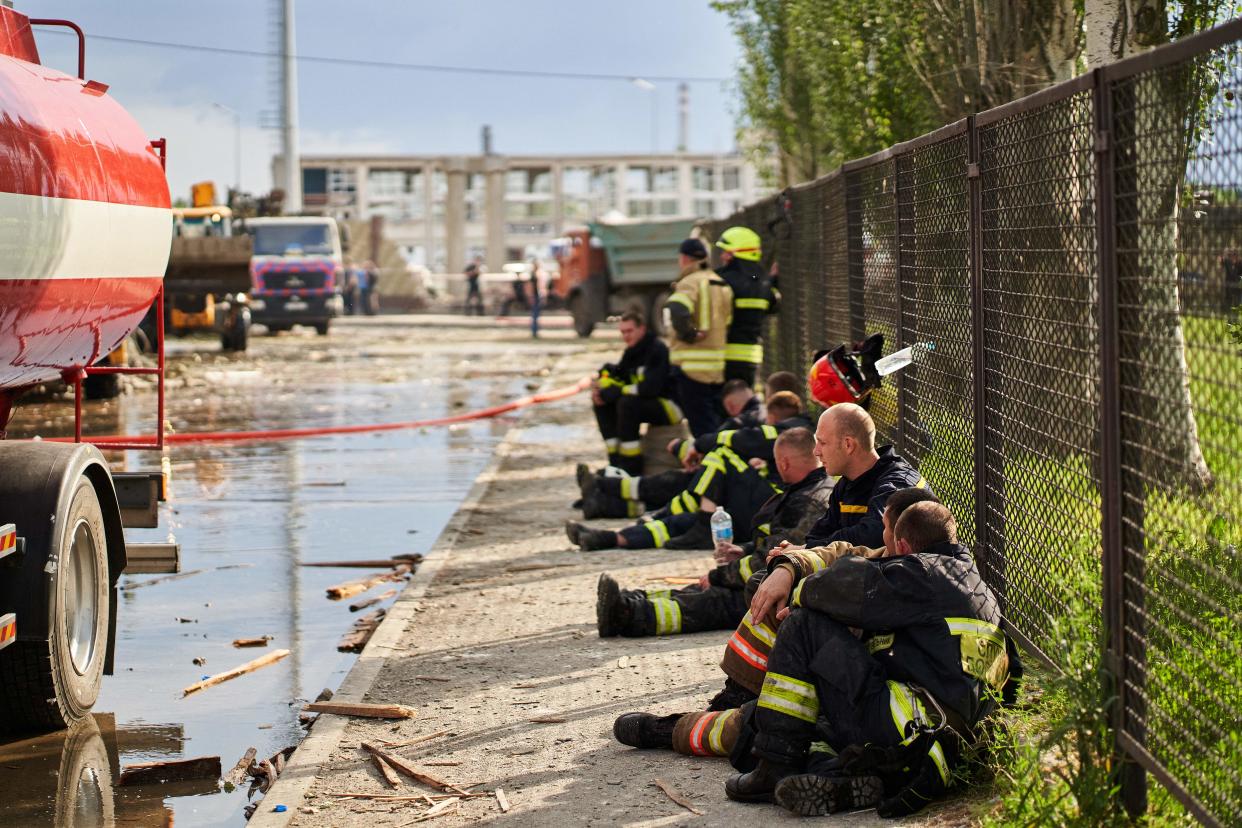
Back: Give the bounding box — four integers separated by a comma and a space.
0, 316, 588, 827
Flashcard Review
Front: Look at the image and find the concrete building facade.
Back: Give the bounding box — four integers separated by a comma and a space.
286, 153, 766, 273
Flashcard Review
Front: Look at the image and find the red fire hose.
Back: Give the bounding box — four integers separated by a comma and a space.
54, 377, 590, 446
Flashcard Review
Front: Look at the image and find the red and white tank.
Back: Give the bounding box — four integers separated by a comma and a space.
0, 7, 171, 392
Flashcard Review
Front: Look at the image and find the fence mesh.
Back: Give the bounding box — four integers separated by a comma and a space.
700, 21, 1242, 827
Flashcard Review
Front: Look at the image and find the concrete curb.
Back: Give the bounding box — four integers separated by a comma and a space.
249, 356, 575, 826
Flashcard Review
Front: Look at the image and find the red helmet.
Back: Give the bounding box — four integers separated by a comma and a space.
807, 334, 885, 407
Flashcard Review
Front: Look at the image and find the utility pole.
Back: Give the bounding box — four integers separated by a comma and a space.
677, 82, 688, 153
281, 0, 302, 213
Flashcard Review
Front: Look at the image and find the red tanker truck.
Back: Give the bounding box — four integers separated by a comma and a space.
0, 8, 176, 732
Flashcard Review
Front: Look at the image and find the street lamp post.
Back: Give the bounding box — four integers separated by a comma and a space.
212, 102, 242, 198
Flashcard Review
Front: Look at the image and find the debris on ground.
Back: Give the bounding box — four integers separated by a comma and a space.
225, 748, 258, 785
118, 756, 222, 787
181, 649, 290, 696
653, 778, 705, 816
302, 554, 422, 569
349, 588, 398, 612
303, 701, 415, 719
232, 635, 274, 648
338, 609, 386, 652
325, 566, 410, 600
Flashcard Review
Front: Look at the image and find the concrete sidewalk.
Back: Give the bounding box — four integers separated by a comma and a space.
252, 347, 937, 827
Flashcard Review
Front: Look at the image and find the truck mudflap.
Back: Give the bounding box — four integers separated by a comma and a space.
0, 524, 15, 562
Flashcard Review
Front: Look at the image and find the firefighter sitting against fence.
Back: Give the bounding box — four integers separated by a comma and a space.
591, 310, 683, 475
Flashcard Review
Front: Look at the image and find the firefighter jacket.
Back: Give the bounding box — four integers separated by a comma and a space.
597, 330, 674, 404
665, 261, 733, 383
791, 541, 1009, 728
692, 412, 814, 466
709, 467, 834, 589
670, 396, 763, 464
717, 258, 780, 366
804, 446, 927, 549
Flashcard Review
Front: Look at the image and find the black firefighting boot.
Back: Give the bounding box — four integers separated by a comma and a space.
566, 521, 617, 551
613, 712, 681, 749
774, 772, 885, 816
707, 678, 758, 711
581, 490, 630, 520
596, 573, 644, 637
724, 758, 801, 803
664, 512, 713, 550
577, 462, 596, 497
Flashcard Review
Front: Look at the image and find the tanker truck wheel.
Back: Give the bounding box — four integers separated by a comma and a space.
51, 714, 115, 827
0, 478, 108, 733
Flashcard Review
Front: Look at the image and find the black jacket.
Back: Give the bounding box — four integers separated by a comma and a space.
710, 467, 834, 589
804, 446, 926, 548
795, 541, 1009, 727
672, 396, 762, 463
598, 331, 673, 402
692, 412, 814, 467
717, 258, 779, 347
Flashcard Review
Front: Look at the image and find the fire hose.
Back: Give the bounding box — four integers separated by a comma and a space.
54, 377, 590, 446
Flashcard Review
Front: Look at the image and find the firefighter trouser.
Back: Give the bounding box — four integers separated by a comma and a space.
594, 396, 683, 475
747, 608, 953, 791
724, 360, 757, 388
597, 469, 692, 509
659, 446, 749, 518
628, 584, 748, 638
676, 373, 723, 437
673, 707, 746, 757
617, 512, 698, 549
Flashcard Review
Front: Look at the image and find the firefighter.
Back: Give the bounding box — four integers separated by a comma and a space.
665, 237, 733, 436
610, 406, 930, 754
565, 440, 780, 552
578, 392, 809, 523
715, 226, 780, 387
592, 310, 682, 475
594, 427, 831, 638
722, 501, 1010, 818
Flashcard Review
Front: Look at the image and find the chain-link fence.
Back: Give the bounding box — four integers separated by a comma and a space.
701, 19, 1242, 828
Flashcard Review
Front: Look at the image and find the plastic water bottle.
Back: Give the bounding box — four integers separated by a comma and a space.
874, 341, 936, 377
710, 506, 733, 546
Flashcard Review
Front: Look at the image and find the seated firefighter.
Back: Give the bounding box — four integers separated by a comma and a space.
609, 486, 939, 761
578, 390, 809, 522
592, 310, 682, 475
593, 426, 832, 638
723, 501, 1013, 819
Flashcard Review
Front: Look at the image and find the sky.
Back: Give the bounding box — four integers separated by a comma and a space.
20, 1, 744, 200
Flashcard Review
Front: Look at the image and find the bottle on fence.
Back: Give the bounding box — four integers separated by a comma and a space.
874, 341, 936, 377
710, 506, 733, 546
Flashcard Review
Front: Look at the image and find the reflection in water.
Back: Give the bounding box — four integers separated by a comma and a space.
3, 328, 545, 825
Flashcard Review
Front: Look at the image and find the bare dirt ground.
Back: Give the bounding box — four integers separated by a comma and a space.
254, 337, 969, 827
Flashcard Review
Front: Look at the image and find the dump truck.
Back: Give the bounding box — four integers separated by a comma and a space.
165, 201, 254, 351
554, 217, 696, 337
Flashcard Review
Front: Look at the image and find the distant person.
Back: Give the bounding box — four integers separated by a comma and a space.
463, 256, 485, 316
1222, 249, 1241, 313
363, 260, 380, 315
353, 263, 371, 316
344, 264, 362, 315
664, 237, 733, 436
715, 226, 780, 387
529, 258, 544, 338
500, 267, 529, 317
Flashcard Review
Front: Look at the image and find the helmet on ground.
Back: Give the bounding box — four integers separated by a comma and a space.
807, 334, 885, 407
715, 226, 762, 261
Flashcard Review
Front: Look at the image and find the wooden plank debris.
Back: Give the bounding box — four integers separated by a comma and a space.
414, 675, 450, 682
528, 716, 567, 724
338, 609, 386, 653
360, 743, 462, 792
305, 701, 415, 719
653, 778, 704, 816
118, 756, 222, 787
350, 588, 398, 612
303, 555, 422, 569
182, 649, 289, 696
495, 787, 511, 813
380, 729, 451, 748
224, 747, 257, 785
326, 566, 410, 600
371, 752, 402, 788
232, 636, 273, 648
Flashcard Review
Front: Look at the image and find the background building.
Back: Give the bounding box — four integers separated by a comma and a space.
283, 153, 766, 273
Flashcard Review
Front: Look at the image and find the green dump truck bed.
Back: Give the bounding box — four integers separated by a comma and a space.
588, 217, 697, 287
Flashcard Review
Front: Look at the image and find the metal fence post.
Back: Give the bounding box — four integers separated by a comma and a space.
892, 161, 909, 455
1093, 65, 1148, 820
966, 116, 992, 584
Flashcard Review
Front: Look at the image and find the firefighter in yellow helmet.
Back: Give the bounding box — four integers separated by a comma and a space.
715, 226, 780, 388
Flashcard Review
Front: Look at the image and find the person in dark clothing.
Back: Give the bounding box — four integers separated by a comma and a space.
463, 257, 484, 315
1222, 249, 1242, 313
714, 226, 780, 387
500, 267, 529, 316
592, 311, 681, 475
723, 501, 1013, 819
595, 428, 832, 638
528, 258, 543, 338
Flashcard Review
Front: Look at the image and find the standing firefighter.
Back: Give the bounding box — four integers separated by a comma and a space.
715, 226, 779, 387
665, 237, 733, 436
592, 311, 682, 475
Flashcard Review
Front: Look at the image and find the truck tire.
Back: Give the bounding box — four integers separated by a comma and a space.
221, 307, 251, 352
569, 292, 595, 338
314, 321, 330, 336
0, 477, 109, 733
51, 714, 116, 826
646, 288, 672, 336
82, 374, 121, 400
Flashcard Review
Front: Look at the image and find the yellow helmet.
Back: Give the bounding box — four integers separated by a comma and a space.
715, 226, 762, 261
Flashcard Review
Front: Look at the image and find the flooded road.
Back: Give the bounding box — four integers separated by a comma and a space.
0, 317, 583, 826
